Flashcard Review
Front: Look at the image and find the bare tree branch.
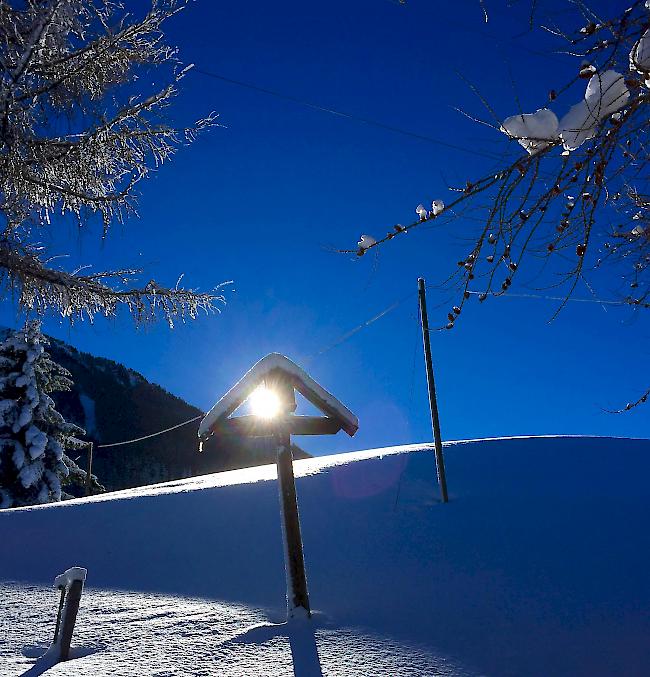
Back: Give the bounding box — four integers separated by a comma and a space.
345, 0, 650, 409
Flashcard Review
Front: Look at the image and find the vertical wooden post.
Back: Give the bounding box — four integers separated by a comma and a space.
273, 377, 311, 618
57, 579, 84, 660
418, 277, 449, 503
85, 442, 93, 497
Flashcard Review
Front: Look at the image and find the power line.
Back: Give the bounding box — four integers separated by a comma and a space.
96, 415, 202, 449
193, 67, 502, 161
308, 290, 416, 360
465, 290, 626, 306
90, 295, 413, 449
85, 293, 414, 450
90, 286, 628, 450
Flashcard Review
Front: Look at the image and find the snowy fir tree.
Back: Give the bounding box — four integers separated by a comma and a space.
0, 321, 98, 508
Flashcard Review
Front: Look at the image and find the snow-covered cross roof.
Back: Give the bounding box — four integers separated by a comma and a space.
198, 353, 359, 440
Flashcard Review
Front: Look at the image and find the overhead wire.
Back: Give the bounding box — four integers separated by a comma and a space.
90, 292, 416, 449
307, 290, 416, 361
95, 415, 203, 449
192, 68, 503, 161
90, 284, 633, 450
464, 289, 628, 306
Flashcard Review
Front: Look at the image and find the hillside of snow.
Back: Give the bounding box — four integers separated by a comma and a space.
1, 436, 649, 676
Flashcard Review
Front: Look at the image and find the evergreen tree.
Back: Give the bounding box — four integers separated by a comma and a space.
0, 320, 98, 508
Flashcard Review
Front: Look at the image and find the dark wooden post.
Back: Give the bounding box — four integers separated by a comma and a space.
85, 442, 93, 497
58, 579, 83, 660
52, 568, 86, 660
273, 377, 311, 618
418, 277, 449, 503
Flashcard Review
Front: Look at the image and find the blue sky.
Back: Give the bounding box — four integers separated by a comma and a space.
2, 0, 647, 454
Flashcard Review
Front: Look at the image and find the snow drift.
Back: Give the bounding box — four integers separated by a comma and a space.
1, 436, 649, 676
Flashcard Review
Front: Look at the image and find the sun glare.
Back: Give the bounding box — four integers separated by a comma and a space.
249, 385, 281, 419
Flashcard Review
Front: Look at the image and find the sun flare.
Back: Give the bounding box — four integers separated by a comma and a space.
249, 385, 281, 419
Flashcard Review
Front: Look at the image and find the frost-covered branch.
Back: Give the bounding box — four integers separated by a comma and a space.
0, 240, 226, 325
0, 0, 220, 322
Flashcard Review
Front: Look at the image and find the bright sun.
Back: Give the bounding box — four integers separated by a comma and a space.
249, 385, 281, 419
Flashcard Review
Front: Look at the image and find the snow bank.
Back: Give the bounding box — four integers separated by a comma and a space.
2, 583, 467, 677
1, 436, 649, 676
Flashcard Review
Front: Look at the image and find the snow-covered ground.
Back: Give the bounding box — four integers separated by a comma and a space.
1, 436, 649, 676
2, 584, 463, 677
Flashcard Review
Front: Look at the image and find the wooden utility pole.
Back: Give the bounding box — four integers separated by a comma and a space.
273, 377, 311, 618
418, 277, 449, 503
85, 442, 93, 497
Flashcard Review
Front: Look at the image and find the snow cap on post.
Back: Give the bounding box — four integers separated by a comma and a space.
198, 353, 359, 440
54, 567, 87, 590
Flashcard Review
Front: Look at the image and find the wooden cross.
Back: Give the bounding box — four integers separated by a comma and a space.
199, 354, 358, 618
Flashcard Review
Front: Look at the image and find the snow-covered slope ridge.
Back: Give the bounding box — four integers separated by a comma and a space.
1, 436, 649, 676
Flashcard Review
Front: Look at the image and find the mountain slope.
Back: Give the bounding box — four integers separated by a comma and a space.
0, 328, 309, 492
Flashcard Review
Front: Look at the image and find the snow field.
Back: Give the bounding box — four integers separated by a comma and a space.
1, 584, 466, 677
1, 436, 649, 676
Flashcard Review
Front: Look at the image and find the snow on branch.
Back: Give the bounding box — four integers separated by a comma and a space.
344, 2, 650, 317
342, 1, 650, 408
501, 71, 630, 153
501, 108, 559, 155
